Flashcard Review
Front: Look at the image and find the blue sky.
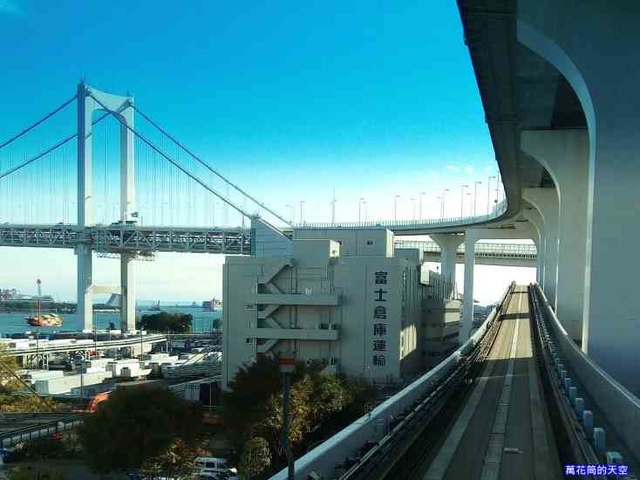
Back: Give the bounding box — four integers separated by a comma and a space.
0, 1, 527, 303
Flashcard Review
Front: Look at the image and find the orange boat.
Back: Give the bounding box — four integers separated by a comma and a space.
26, 312, 63, 327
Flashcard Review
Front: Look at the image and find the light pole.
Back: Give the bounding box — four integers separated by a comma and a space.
437, 196, 443, 219
419, 191, 425, 220
487, 176, 496, 215
466, 192, 472, 217
299, 201, 305, 224
394, 195, 400, 221
330, 190, 337, 225
460, 185, 469, 217
358, 197, 365, 223
363, 200, 368, 222
441, 188, 450, 219
411, 197, 416, 221
286, 204, 295, 225
474, 181, 482, 216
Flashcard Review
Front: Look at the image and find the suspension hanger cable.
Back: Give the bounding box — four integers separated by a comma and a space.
132, 105, 290, 225
90, 94, 253, 220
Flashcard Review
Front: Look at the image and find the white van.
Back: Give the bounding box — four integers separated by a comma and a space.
193, 457, 237, 478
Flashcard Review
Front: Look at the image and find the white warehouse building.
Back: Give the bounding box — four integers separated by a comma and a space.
222, 221, 460, 388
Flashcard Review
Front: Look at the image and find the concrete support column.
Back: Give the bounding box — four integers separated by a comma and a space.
518, 1, 640, 392
523, 188, 558, 309
522, 130, 589, 341
120, 254, 136, 332
76, 244, 93, 331
461, 229, 477, 342
431, 233, 464, 297
522, 206, 545, 284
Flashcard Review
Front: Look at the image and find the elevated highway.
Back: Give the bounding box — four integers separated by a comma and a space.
272, 284, 640, 480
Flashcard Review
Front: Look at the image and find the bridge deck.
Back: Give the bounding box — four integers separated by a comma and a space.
421, 285, 561, 480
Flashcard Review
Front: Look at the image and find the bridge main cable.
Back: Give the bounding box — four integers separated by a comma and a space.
0, 95, 77, 151
132, 105, 291, 226
0, 109, 113, 181
89, 93, 254, 220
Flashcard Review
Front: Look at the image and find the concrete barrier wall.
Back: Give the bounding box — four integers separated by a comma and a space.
270, 283, 514, 480
534, 285, 640, 461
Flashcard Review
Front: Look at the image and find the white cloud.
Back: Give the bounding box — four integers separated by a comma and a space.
445, 165, 460, 172
0, 0, 23, 15
465, 166, 474, 173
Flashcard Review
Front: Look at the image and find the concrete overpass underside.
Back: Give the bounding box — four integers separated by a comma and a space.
457, 0, 640, 395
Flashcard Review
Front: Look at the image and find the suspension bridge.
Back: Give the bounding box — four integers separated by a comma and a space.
0, 83, 511, 333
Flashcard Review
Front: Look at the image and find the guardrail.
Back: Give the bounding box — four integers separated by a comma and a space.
532, 284, 640, 468
4, 334, 167, 356
395, 240, 537, 257
294, 201, 507, 230
0, 415, 84, 449
270, 282, 515, 480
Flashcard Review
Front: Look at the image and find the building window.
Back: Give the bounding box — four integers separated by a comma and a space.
366, 240, 374, 245
245, 338, 253, 344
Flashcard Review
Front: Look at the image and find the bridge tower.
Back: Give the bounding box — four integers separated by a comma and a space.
76, 83, 136, 332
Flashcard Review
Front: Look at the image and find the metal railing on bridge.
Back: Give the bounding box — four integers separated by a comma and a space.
396, 240, 537, 258
294, 201, 507, 231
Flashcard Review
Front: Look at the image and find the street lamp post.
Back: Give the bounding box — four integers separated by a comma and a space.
330, 190, 337, 225
419, 191, 425, 220
286, 204, 295, 225
474, 181, 482, 216
394, 195, 400, 221
363, 200, 368, 222
461, 185, 469, 217
299, 201, 305, 224
487, 176, 496, 215
437, 196, 443, 220
411, 197, 416, 221
358, 197, 365, 223
441, 188, 450, 219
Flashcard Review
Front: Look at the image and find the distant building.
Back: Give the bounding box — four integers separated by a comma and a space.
222, 222, 460, 388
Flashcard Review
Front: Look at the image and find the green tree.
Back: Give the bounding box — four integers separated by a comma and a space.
137, 312, 193, 333
239, 436, 271, 479
212, 318, 222, 331
0, 345, 59, 413
140, 438, 204, 480
78, 386, 202, 475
